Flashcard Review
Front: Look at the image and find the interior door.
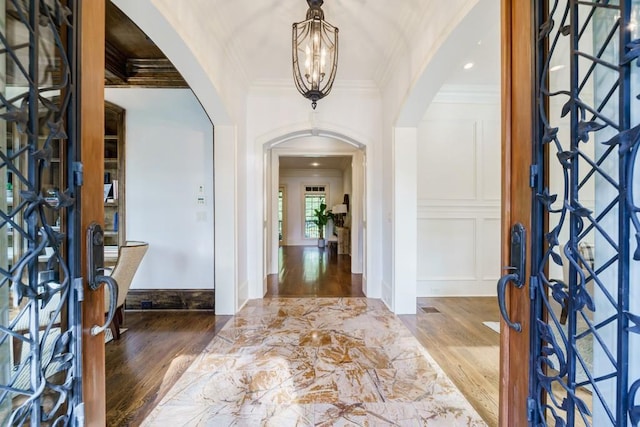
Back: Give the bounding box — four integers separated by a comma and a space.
0, 1, 106, 425
502, 0, 640, 425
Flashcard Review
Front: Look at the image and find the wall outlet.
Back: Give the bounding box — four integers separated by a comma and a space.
141, 300, 152, 309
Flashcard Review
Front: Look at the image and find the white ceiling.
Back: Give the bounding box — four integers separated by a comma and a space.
190, 0, 500, 88
279, 155, 351, 171
200, 0, 500, 171
200, 0, 429, 83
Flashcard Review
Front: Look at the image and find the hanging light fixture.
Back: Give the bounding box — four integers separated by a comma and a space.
292, 0, 338, 109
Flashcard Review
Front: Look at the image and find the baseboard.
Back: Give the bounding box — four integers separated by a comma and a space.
125, 289, 215, 311
381, 279, 393, 311
417, 280, 497, 297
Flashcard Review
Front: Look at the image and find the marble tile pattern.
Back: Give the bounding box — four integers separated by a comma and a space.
142, 298, 486, 426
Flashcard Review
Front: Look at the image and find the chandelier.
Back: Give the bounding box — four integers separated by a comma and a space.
292, 0, 339, 109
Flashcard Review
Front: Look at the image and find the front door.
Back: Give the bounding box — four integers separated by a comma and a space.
502, 0, 640, 425
0, 1, 106, 425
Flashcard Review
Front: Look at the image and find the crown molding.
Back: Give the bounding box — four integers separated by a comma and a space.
432, 84, 500, 104
280, 168, 344, 178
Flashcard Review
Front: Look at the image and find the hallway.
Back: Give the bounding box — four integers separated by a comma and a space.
105, 246, 499, 425
266, 246, 364, 297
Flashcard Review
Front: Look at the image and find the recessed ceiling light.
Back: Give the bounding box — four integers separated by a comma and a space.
463, 62, 475, 70
311, 162, 320, 167
550, 64, 565, 72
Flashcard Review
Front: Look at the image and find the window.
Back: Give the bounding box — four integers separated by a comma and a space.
304, 186, 326, 239
278, 187, 285, 242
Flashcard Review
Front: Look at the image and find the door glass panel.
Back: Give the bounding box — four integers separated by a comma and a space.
1, 1, 80, 425
534, 0, 640, 425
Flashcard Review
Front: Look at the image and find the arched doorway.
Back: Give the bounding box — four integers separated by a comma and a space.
262, 132, 367, 297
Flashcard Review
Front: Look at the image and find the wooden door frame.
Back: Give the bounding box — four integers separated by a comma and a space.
500, 0, 534, 425
79, 1, 106, 426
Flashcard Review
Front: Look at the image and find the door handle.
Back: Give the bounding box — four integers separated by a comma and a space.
86, 222, 119, 336
497, 223, 526, 332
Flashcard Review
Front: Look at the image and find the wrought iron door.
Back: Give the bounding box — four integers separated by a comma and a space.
0, 1, 83, 425
530, 0, 640, 425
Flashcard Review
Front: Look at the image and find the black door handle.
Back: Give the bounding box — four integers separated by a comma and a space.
86, 222, 119, 336
497, 272, 523, 332
497, 223, 526, 332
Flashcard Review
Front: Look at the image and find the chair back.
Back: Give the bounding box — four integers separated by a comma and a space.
105, 241, 149, 311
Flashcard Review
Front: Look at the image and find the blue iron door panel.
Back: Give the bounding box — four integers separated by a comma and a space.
531, 0, 640, 425
0, 1, 82, 426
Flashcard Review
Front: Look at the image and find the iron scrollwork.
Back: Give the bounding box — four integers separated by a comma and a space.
533, 0, 640, 425
0, 1, 80, 425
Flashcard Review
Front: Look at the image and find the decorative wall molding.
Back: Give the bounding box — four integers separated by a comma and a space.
381, 279, 392, 311
280, 168, 344, 178
416, 97, 501, 298
417, 207, 500, 296
417, 280, 496, 297
417, 202, 500, 220
237, 281, 248, 311
433, 84, 500, 104
126, 289, 214, 310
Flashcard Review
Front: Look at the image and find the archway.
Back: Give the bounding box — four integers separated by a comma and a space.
261, 130, 367, 298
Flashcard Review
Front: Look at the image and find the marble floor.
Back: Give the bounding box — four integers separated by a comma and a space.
142, 298, 486, 426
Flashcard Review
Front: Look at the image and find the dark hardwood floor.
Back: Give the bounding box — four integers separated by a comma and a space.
105, 311, 230, 426
105, 248, 499, 426
265, 245, 364, 297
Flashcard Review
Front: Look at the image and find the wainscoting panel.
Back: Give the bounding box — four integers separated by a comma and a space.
417, 203, 500, 296
416, 279, 497, 296
417, 218, 476, 279
418, 96, 501, 297
481, 120, 501, 201
418, 119, 477, 201
480, 218, 501, 280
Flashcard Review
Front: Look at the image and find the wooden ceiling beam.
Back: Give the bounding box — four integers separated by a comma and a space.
105, 40, 127, 83
104, 53, 188, 88
104, 2, 187, 88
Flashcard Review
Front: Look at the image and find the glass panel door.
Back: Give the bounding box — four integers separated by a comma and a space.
531, 0, 640, 425
0, 1, 82, 425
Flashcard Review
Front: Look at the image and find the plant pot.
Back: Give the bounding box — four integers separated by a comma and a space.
317, 238, 326, 248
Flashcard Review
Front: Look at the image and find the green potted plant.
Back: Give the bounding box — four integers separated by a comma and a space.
312, 203, 333, 248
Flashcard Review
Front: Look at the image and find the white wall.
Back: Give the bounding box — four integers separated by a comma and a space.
104, 88, 215, 291
416, 86, 500, 296
116, 0, 494, 314
279, 170, 344, 246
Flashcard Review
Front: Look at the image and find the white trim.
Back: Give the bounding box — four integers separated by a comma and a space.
432, 84, 500, 104
259, 127, 371, 300
381, 279, 393, 310
279, 185, 287, 245
237, 280, 248, 311
259, 126, 368, 151
280, 169, 344, 178
417, 280, 497, 297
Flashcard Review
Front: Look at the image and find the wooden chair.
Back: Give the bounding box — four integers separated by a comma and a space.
104, 241, 148, 339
